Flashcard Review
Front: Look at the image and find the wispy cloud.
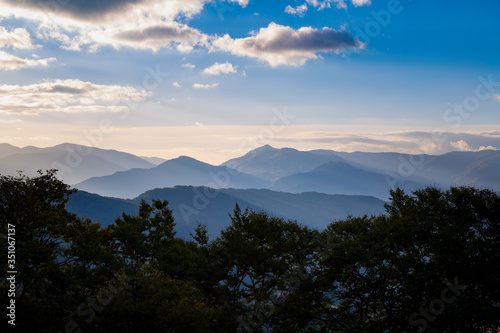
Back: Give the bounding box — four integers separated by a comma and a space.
0, 51, 55, 71
193, 82, 219, 89
285, 4, 308, 17
212, 22, 364, 67
0, 26, 52, 70
351, 0, 371, 7
182, 63, 196, 69
202, 62, 237, 75
0, 26, 38, 50
280, 131, 500, 154
306, 0, 371, 10
0, 79, 150, 114
225, 0, 249, 7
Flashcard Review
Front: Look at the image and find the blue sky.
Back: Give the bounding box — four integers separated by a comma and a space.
0, 0, 499, 163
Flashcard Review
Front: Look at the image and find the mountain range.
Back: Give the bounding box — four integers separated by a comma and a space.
72, 145, 500, 199
75, 156, 268, 199
66, 187, 386, 239
2, 143, 499, 200
3, 142, 499, 238
0, 143, 157, 184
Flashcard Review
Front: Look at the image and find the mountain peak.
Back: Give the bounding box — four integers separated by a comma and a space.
254, 144, 276, 152
175, 155, 199, 162
160, 155, 206, 167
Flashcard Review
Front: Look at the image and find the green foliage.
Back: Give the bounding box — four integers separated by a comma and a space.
2, 171, 499, 332
213, 204, 321, 332
319, 186, 500, 332
112, 199, 176, 270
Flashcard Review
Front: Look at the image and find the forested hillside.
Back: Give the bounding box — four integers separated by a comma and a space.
1, 171, 500, 332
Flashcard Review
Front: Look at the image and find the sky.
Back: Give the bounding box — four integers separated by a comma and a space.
0, 0, 499, 164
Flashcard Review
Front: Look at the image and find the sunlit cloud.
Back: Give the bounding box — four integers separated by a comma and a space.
281, 131, 500, 154
0, 0, 212, 52
212, 22, 364, 67
0, 79, 151, 115
0, 26, 38, 49
202, 62, 237, 75
450, 140, 473, 151
0, 51, 55, 71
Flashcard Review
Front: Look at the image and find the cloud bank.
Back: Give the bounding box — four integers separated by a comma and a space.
212, 22, 364, 67
0, 79, 150, 114
0, 0, 211, 52
281, 131, 500, 154
1, 1, 365, 67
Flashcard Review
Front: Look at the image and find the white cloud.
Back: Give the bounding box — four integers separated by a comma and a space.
494, 94, 500, 102
0, 0, 210, 52
96, 23, 206, 52
212, 22, 364, 67
306, 0, 370, 10
479, 145, 497, 151
450, 140, 473, 151
285, 4, 308, 17
0, 79, 151, 114
224, 0, 249, 7
202, 62, 237, 75
306, 0, 340, 9
0, 0, 207, 24
351, 0, 371, 7
173, 82, 181, 88
0, 26, 38, 49
182, 63, 196, 69
0, 50, 55, 71
193, 82, 219, 89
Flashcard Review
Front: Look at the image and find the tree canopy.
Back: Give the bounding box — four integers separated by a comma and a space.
1, 170, 499, 332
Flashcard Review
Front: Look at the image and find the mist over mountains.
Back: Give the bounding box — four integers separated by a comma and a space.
2, 143, 499, 200
66, 187, 386, 239
75, 156, 268, 199
0, 143, 155, 184
2, 142, 499, 238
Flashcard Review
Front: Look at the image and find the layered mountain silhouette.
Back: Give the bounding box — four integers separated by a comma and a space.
0, 143, 154, 184
221, 144, 347, 180
2, 143, 499, 200
4, 142, 499, 239
75, 156, 269, 199
270, 161, 419, 198
66, 187, 386, 239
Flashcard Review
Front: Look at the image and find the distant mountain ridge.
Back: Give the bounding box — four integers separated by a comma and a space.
75, 155, 269, 199
2, 143, 499, 200
66, 186, 387, 239
222, 145, 500, 198
222, 144, 347, 181
0, 143, 155, 184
